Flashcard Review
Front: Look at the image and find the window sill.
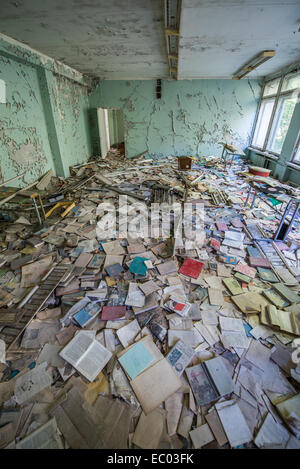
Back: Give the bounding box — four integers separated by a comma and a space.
247, 147, 279, 161
286, 162, 300, 171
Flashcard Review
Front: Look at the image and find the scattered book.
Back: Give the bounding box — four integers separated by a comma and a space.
59, 330, 112, 382
105, 263, 124, 277
178, 258, 204, 279
186, 357, 234, 407
101, 305, 126, 321
73, 302, 101, 327
166, 339, 195, 376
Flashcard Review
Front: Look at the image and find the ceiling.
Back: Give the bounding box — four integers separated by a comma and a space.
0, 0, 168, 80
0, 0, 299, 80
178, 0, 300, 79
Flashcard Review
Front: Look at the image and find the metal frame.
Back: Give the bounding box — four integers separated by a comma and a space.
251, 70, 300, 155
274, 199, 300, 242
244, 186, 257, 209
164, 0, 182, 80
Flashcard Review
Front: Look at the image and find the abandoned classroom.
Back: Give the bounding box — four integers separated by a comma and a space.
0, 0, 300, 451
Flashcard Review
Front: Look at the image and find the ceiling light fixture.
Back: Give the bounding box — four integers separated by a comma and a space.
232, 50, 276, 80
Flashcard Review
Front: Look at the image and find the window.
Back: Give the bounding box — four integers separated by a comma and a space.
268, 95, 297, 153
282, 74, 300, 92
251, 71, 300, 155
252, 98, 274, 147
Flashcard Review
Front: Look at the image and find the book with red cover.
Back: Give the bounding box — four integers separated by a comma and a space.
101, 305, 126, 320
210, 238, 220, 250
178, 258, 204, 279
248, 257, 271, 268
234, 263, 256, 278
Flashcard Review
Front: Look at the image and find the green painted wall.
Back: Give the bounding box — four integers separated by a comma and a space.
0, 35, 92, 186
0, 55, 55, 185
49, 73, 92, 175
89, 79, 261, 159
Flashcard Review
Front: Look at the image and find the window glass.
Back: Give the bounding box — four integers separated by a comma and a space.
252, 98, 275, 148
267, 96, 297, 153
263, 78, 280, 97
282, 72, 300, 92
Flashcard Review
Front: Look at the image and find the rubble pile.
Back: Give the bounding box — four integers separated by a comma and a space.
0, 153, 299, 449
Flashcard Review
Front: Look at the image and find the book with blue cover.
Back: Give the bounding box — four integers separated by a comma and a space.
119, 341, 155, 380
105, 263, 124, 277
74, 302, 101, 327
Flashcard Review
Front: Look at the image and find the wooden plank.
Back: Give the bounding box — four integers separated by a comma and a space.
165, 28, 180, 36
1, 265, 69, 350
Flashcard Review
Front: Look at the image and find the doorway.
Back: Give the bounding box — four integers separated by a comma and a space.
97, 108, 125, 159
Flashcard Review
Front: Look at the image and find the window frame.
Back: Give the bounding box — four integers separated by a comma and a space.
291, 130, 300, 165
251, 96, 276, 149
251, 71, 300, 157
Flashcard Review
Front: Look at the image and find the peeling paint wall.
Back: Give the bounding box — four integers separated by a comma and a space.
0, 55, 55, 185
0, 36, 92, 186
89, 79, 261, 159
50, 74, 92, 174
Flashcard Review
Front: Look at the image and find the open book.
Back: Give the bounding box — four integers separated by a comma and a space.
186, 356, 234, 407
59, 331, 112, 382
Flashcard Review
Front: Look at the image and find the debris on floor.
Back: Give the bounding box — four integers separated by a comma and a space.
0, 152, 300, 449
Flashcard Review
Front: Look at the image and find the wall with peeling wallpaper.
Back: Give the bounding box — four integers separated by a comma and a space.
0, 37, 92, 185
89, 79, 261, 159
